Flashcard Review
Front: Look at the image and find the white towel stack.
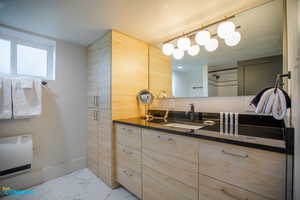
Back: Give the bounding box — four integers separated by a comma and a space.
0, 77, 12, 119
255, 88, 287, 120
12, 77, 42, 119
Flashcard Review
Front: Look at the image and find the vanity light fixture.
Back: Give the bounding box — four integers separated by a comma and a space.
217, 21, 236, 39
225, 31, 241, 46
177, 37, 191, 51
173, 48, 184, 60
161, 14, 243, 59
205, 38, 219, 52
162, 43, 175, 56
187, 45, 200, 56
177, 66, 183, 69
195, 30, 211, 46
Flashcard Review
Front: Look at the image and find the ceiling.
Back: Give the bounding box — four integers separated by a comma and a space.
0, 0, 273, 46
173, 0, 283, 72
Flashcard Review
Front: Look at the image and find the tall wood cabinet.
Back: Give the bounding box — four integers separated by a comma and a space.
87, 30, 148, 187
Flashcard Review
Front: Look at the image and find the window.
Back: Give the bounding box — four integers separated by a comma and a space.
0, 39, 11, 74
0, 27, 56, 80
17, 44, 48, 77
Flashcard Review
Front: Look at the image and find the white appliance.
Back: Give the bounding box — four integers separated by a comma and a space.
0, 135, 33, 177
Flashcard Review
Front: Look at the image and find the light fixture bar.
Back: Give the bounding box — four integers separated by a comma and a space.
163, 15, 235, 44
163, 0, 275, 44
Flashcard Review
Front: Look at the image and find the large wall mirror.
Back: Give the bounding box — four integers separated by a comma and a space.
149, 0, 285, 98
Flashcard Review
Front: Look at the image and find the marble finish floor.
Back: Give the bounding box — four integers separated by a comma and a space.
1, 168, 138, 200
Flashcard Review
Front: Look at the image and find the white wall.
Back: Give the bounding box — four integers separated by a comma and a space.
0, 38, 87, 189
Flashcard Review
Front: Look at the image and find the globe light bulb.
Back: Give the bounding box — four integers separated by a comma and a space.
225, 31, 241, 46
205, 39, 219, 52
187, 45, 200, 56
217, 21, 236, 39
173, 48, 184, 60
195, 30, 211, 46
177, 37, 191, 51
162, 43, 175, 56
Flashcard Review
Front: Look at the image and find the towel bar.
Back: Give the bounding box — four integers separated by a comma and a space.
274, 71, 291, 93
41, 81, 47, 86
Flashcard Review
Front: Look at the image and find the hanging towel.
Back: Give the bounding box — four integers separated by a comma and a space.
12, 77, 42, 119
251, 87, 291, 109
250, 88, 290, 120
0, 77, 12, 119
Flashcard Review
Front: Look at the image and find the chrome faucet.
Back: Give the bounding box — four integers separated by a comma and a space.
186, 104, 195, 121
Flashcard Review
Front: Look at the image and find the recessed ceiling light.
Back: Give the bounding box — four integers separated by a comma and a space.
177, 66, 183, 69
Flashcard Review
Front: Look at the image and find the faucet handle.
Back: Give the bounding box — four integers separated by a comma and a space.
189, 104, 195, 110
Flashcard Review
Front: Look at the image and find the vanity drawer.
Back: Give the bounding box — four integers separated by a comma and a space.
143, 166, 198, 200
142, 129, 198, 162
198, 174, 269, 200
116, 165, 141, 198
143, 148, 198, 188
115, 124, 141, 150
198, 139, 285, 200
116, 143, 141, 173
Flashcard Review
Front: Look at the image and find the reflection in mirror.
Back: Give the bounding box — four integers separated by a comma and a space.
150, 0, 284, 98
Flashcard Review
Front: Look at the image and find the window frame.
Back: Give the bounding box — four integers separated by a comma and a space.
0, 27, 56, 80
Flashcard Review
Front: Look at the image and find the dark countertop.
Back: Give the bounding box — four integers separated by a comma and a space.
113, 118, 286, 153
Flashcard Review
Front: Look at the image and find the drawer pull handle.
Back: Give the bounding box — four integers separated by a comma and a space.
123, 170, 133, 177
93, 111, 98, 121
221, 189, 248, 200
122, 149, 133, 155
93, 96, 98, 106
222, 150, 248, 158
157, 135, 174, 142
122, 127, 133, 133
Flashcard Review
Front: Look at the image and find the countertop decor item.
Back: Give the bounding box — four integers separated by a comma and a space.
137, 89, 154, 121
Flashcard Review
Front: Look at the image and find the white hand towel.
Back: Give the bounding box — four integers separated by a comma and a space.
264, 93, 275, 115
12, 77, 42, 119
255, 88, 287, 120
0, 77, 12, 119
255, 88, 274, 114
272, 89, 287, 120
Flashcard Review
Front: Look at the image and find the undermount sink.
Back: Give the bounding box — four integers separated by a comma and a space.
164, 123, 205, 130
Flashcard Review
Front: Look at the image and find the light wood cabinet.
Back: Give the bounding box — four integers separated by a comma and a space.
143, 166, 197, 200
142, 129, 198, 200
115, 124, 141, 150
198, 139, 286, 200
114, 125, 286, 200
87, 109, 98, 175
87, 30, 148, 188
115, 124, 142, 198
198, 174, 269, 200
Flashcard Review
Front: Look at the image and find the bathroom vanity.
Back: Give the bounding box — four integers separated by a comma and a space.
114, 112, 289, 200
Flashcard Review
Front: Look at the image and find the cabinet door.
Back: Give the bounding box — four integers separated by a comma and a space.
116, 124, 141, 150
142, 129, 198, 200
198, 139, 285, 200
116, 165, 142, 198
143, 166, 197, 200
198, 174, 269, 200
115, 124, 142, 198
116, 143, 141, 172
87, 109, 99, 175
